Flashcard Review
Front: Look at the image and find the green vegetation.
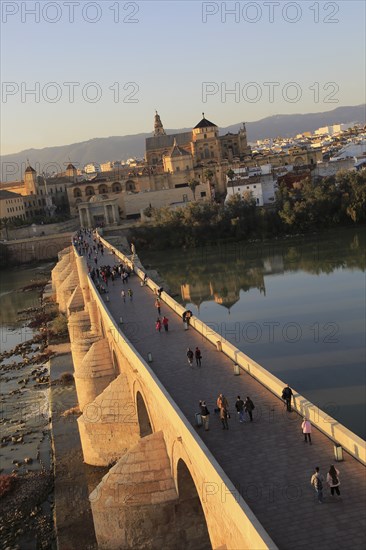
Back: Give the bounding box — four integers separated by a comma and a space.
187, 179, 200, 201
59, 372, 74, 385
131, 171, 366, 250
50, 312, 68, 339
276, 171, 366, 231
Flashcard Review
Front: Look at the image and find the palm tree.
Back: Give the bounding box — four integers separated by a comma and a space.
188, 179, 199, 201
204, 169, 215, 200
204, 169, 214, 185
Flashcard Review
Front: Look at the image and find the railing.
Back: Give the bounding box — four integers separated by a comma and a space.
96, 231, 366, 466
73, 237, 277, 550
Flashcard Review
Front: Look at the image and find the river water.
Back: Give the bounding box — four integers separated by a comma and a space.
0, 262, 55, 474
141, 227, 366, 440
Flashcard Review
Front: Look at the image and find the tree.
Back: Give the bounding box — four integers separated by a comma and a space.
188, 179, 199, 201
0, 217, 11, 240
204, 169, 215, 201
204, 169, 214, 185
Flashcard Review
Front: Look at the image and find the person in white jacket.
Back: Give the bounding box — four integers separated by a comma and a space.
327, 465, 341, 497
301, 417, 312, 444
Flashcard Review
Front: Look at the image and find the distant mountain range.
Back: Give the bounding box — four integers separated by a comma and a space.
1, 105, 365, 182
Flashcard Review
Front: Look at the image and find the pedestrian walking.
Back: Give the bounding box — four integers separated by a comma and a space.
157, 287, 163, 298
182, 311, 189, 330
195, 347, 202, 367
155, 298, 161, 315
155, 318, 162, 332
186, 348, 194, 367
199, 400, 210, 431
301, 417, 312, 444
128, 288, 133, 301
217, 393, 229, 412
244, 396, 255, 422
327, 465, 341, 497
282, 384, 293, 412
311, 467, 324, 503
121, 290, 126, 303
235, 396, 245, 423
220, 406, 229, 430
162, 316, 169, 332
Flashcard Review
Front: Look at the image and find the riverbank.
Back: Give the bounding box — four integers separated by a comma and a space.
49, 347, 108, 550
1, 232, 73, 266
129, 171, 366, 250
0, 278, 57, 549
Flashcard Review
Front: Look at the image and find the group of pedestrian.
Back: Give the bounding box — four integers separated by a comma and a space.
182, 310, 193, 329
235, 395, 255, 422
311, 465, 341, 503
186, 347, 202, 367
281, 382, 344, 504
156, 316, 169, 333
75, 231, 347, 510
197, 393, 256, 431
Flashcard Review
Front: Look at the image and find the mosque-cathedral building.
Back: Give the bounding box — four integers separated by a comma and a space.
1, 113, 322, 228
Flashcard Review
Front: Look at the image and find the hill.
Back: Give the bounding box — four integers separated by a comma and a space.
1, 105, 364, 182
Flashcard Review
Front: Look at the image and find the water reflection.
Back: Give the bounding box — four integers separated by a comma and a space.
150, 231, 364, 310
0, 262, 54, 326
141, 229, 366, 438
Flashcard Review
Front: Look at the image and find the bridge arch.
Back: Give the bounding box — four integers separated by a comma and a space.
112, 348, 120, 374
132, 380, 154, 437
175, 457, 212, 549
170, 440, 212, 548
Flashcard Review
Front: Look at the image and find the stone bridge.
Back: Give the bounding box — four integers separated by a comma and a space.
51, 234, 366, 550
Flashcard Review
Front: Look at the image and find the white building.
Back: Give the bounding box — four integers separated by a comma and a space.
100, 161, 122, 172
225, 173, 277, 206
84, 163, 100, 174
330, 139, 366, 161
314, 122, 357, 137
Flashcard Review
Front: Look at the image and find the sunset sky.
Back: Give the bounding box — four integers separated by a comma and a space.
1, 0, 365, 154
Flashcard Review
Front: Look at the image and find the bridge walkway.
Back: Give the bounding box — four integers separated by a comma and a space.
89, 245, 366, 550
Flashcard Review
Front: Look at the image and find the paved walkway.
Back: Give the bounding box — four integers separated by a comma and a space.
88, 243, 366, 550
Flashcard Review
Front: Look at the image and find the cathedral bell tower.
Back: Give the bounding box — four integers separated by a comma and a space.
24, 163, 37, 195
239, 122, 251, 156
154, 111, 166, 136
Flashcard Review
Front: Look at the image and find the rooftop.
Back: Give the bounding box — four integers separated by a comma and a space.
0, 189, 22, 199
193, 114, 217, 129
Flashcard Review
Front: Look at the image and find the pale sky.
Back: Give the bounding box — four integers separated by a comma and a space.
1, 0, 365, 155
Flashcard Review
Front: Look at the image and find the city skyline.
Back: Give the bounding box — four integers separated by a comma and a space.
1, 0, 365, 155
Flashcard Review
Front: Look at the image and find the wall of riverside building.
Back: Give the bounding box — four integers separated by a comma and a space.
84, 249, 277, 550
97, 232, 366, 466
4, 233, 73, 264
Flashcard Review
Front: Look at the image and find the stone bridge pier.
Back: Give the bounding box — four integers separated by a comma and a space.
52, 246, 277, 550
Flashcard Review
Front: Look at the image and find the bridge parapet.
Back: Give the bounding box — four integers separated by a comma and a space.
52, 241, 278, 548
96, 232, 366, 466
